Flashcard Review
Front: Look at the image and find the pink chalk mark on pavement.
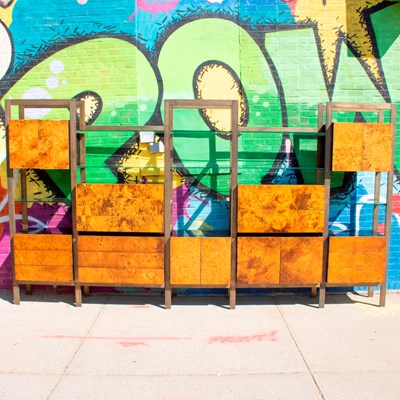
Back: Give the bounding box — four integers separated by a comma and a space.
120, 341, 149, 347
42, 334, 192, 347
208, 331, 278, 344
129, 0, 181, 21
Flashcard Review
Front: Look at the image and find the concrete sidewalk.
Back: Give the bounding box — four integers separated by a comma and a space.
1, 291, 400, 400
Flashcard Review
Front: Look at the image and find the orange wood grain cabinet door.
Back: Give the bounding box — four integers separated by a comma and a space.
170, 237, 231, 285
328, 236, 386, 284
280, 237, 323, 285
238, 185, 325, 233
13, 234, 73, 282
200, 238, 230, 285
332, 122, 392, 172
170, 237, 201, 285
78, 236, 164, 285
237, 237, 323, 285
76, 184, 164, 233
237, 237, 280, 285
8, 120, 70, 169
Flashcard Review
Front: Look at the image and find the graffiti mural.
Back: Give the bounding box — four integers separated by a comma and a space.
0, 0, 400, 289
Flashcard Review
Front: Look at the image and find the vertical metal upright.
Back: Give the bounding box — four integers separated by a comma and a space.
163, 99, 238, 309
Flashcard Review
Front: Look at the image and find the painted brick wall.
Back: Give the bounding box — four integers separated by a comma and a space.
0, 0, 399, 289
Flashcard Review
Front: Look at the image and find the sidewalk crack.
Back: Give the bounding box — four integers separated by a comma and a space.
273, 296, 326, 400
46, 295, 110, 400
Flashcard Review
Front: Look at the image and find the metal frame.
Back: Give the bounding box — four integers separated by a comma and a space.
238, 125, 326, 304
163, 99, 238, 309
322, 102, 396, 307
75, 101, 166, 304
5, 99, 78, 305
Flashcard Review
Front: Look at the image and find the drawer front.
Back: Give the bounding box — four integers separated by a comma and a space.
238, 185, 325, 233
14, 234, 72, 282
78, 236, 164, 285
76, 184, 164, 233
328, 237, 386, 284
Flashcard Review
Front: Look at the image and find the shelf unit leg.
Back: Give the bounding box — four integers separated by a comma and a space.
75, 286, 82, 307
165, 288, 172, 309
318, 286, 326, 308
368, 286, 374, 298
25, 284, 32, 295
311, 287, 317, 298
229, 288, 236, 310
379, 285, 386, 307
13, 285, 20, 305
83, 286, 90, 297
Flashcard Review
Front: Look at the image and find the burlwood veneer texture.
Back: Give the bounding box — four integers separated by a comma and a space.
328, 236, 386, 284
77, 236, 164, 285
13, 234, 73, 282
237, 236, 323, 285
170, 237, 230, 285
8, 120, 69, 169
332, 122, 392, 172
76, 184, 164, 233
238, 185, 325, 233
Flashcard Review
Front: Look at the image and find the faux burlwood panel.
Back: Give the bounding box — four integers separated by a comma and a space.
238, 185, 325, 233
78, 268, 164, 285
280, 237, 323, 285
237, 237, 280, 284
170, 237, 201, 285
15, 265, 72, 282
76, 184, 163, 232
170, 237, 230, 285
14, 233, 72, 251
362, 124, 392, 171
332, 122, 392, 172
200, 238, 230, 285
78, 235, 163, 253
8, 120, 69, 169
328, 236, 387, 284
14, 234, 73, 282
77, 236, 164, 285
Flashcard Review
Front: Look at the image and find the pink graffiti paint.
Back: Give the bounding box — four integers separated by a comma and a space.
392, 193, 400, 214
47, 204, 69, 228
282, 0, 298, 13
129, 0, 181, 21
208, 331, 278, 344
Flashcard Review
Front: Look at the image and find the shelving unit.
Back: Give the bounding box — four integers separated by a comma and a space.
236, 126, 327, 307
6, 99, 78, 305
322, 102, 396, 307
5, 98, 395, 308
164, 100, 238, 309
74, 103, 166, 306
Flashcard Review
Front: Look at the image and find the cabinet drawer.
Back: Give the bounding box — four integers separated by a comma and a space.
238, 185, 325, 233
328, 237, 386, 284
76, 184, 163, 233
77, 236, 164, 285
14, 234, 73, 282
